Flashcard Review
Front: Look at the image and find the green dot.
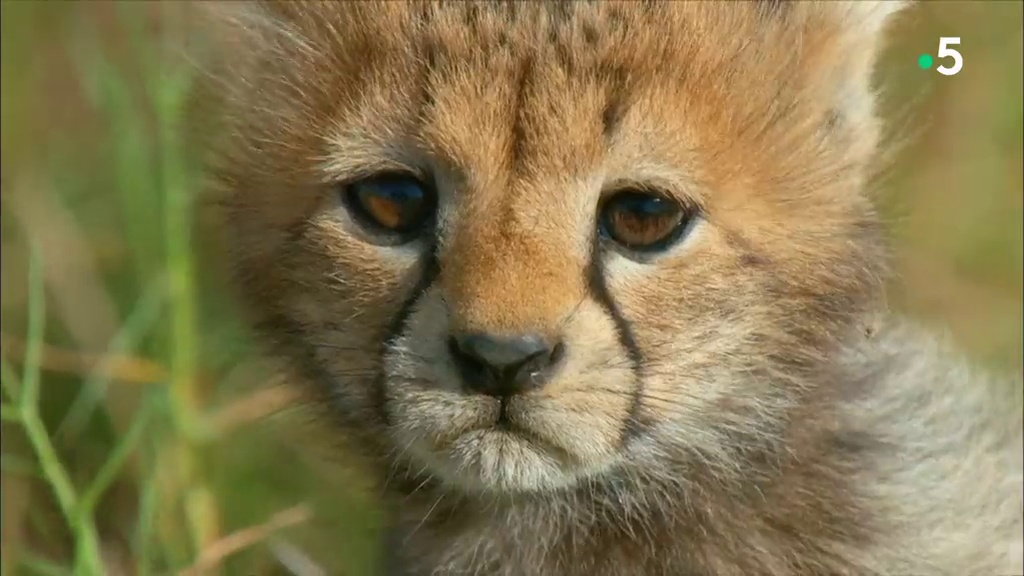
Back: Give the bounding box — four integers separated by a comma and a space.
918, 54, 933, 69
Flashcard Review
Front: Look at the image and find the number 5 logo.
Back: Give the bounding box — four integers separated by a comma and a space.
936, 37, 963, 76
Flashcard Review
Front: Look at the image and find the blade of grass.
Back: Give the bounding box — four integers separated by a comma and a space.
19, 246, 45, 413
15, 248, 105, 574
78, 391, 156, 516
178, 504, 312, 576
146, 2, 221, 562
1, 336, 167, 385
70, 8, 161, 286
1, 355, 21, 402
155, 12, 198, 441
56, 276, 167, 440
5, 175, 121, 363
135, 442, 162, 576
204, 384, 302, 438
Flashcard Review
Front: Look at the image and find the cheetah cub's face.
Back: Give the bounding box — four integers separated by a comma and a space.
212, 2, 904, 493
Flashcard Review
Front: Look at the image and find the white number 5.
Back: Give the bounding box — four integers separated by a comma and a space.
936, 37, 963, 76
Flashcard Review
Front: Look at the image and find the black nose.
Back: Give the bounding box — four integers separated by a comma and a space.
448, 332, 564, 397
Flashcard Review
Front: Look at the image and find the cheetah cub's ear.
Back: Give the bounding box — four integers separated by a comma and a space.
776, 0, 911, 159
804, 0, 911, 33
798, 0, 910, 81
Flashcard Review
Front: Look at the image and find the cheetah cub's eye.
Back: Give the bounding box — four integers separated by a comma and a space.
599, 190, 696, 255
339, 173, 436, 244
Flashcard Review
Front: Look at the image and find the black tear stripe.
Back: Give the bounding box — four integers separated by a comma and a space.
372, 250, 440, 428
257, 311, 339, 403
587, 244, 647, 449
258, 205, 358, 415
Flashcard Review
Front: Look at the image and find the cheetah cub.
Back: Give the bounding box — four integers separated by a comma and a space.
200, 1, 1023, 574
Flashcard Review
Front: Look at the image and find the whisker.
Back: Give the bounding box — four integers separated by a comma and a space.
404, 492, 446, 545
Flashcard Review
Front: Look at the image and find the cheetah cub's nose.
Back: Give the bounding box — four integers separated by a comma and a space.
447, 332, 565, 397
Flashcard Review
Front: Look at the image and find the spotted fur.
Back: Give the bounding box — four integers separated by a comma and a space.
196, 2, 1023, 574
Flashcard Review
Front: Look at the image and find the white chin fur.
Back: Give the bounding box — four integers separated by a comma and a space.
398, 426, 582, 494
385, 380, 626, 493
451, 429, 576, 492
383, 386, 565, 492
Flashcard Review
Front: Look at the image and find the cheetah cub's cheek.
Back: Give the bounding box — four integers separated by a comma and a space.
382, 288, 639, 494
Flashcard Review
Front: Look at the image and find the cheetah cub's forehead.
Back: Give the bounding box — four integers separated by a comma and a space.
206, 1, 906, 493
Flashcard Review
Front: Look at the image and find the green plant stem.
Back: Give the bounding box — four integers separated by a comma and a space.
1, 356, 21, 402
151, 5, 219, 559
16, 250, 106, 575
79, 394, 155, 515
20, 408, 105, 575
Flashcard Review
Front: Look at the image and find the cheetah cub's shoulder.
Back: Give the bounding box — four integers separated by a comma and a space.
199, 1, 1024, 574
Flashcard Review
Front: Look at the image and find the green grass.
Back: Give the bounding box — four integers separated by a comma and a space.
0, 3, 382, 573
0, 2, 1020, 575
3, 249, 104, 575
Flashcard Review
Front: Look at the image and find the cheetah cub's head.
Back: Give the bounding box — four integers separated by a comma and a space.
207, 1, 906, 493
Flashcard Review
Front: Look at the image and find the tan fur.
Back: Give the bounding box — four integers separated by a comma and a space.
195, 1, 1024, 574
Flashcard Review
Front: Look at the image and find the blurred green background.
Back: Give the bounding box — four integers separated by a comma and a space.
0, 2, 1020, 575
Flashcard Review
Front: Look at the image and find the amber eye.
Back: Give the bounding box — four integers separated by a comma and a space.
598, 191, 694, 253
341, 174, 435, 242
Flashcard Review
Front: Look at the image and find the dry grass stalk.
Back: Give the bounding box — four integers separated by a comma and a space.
178, 504, 313, 576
